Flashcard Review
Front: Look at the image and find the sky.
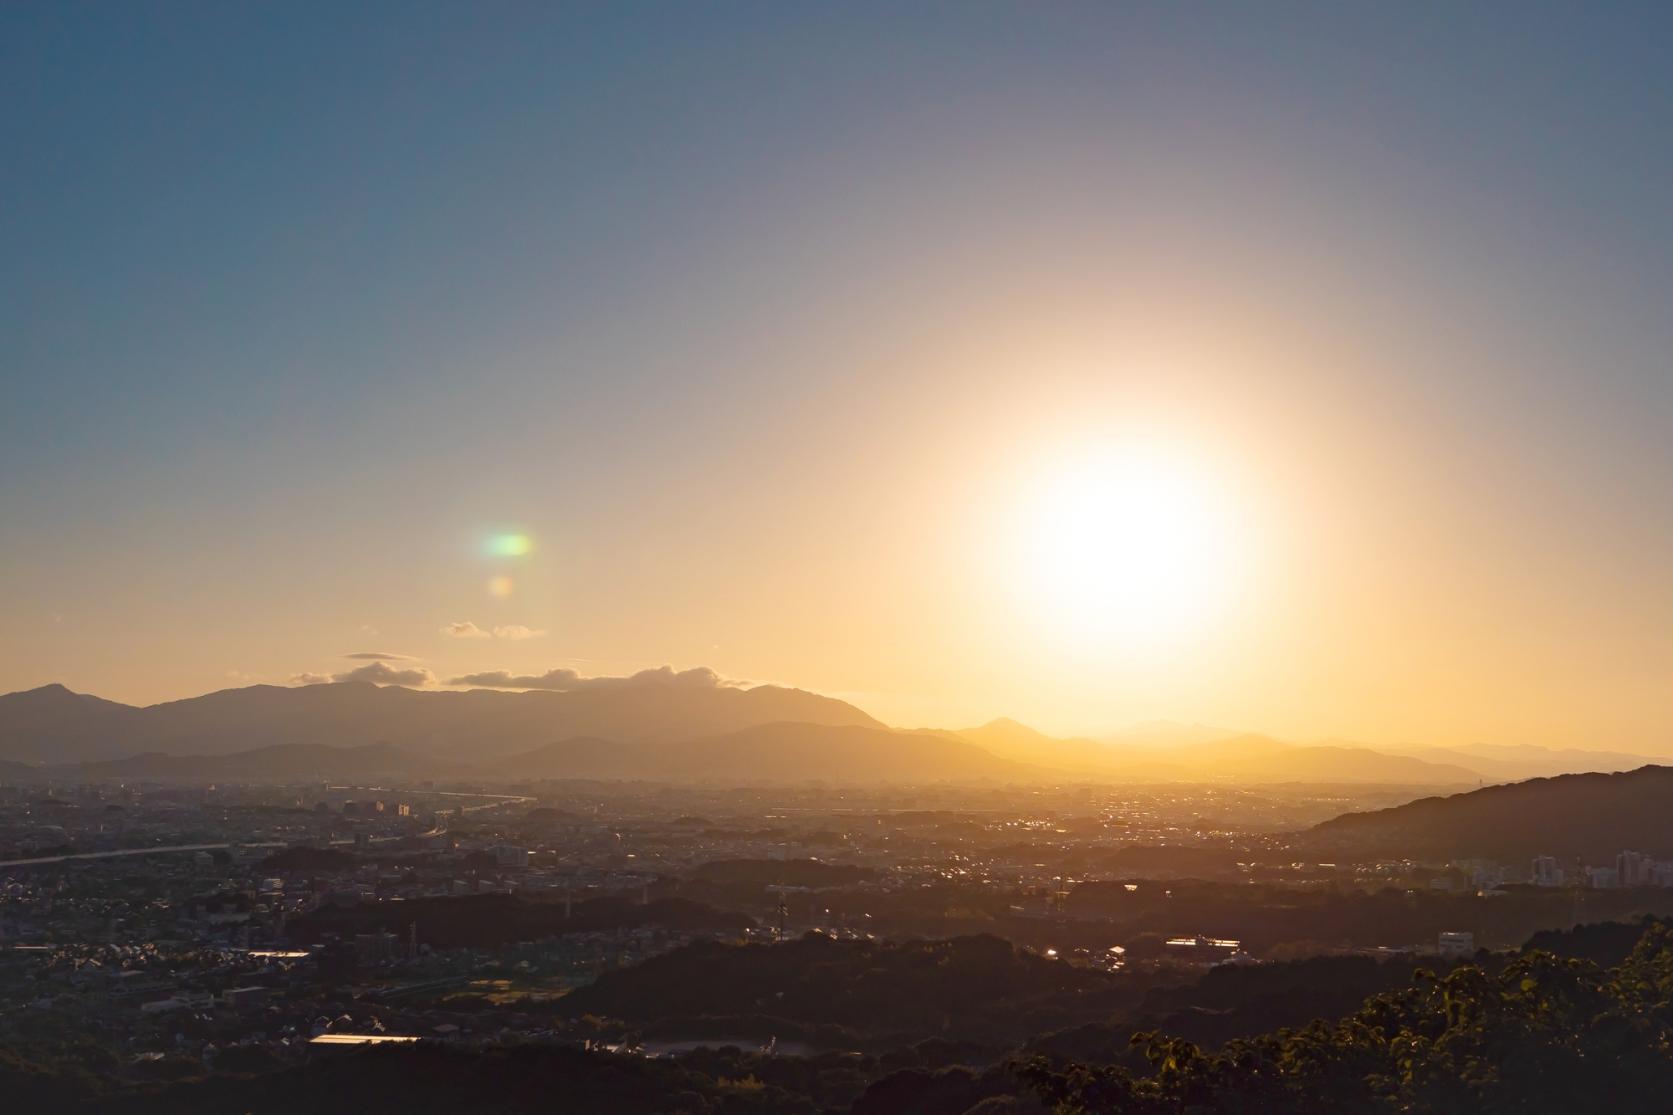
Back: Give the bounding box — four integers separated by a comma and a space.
3, 3, 1671, 750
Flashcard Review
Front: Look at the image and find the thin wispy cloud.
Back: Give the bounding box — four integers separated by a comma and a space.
343, 651, 416, 661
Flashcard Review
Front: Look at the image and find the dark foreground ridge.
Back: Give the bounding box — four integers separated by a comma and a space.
6, 918, 1673, 1113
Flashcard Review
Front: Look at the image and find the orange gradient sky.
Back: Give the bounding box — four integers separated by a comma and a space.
3, 7, 1671, 751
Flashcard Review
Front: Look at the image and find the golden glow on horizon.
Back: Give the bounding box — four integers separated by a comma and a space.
1010, 439, 1243, 650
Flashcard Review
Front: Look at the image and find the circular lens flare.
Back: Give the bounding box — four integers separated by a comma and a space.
487, 576, 516, 598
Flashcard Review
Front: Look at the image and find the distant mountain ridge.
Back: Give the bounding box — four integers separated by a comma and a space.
0, 680, 882, 764
953, 723, 1480, 785
0, 681, 1655, 789
0, 682, 1034, 785
1387, 741, 1667, 782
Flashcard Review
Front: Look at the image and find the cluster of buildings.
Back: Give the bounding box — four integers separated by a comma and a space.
1528, 851, 1673, 890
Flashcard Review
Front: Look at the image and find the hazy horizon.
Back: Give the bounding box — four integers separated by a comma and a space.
6, 4, 1672, 751
9, 673, 1673, 768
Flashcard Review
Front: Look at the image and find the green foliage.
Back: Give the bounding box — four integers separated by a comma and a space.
1020, 921, 1673, 1114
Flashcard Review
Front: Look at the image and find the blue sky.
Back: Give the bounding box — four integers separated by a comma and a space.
3, 3, 1671, 745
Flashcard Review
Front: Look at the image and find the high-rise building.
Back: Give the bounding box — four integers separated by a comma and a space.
1617, 850, 1652, 887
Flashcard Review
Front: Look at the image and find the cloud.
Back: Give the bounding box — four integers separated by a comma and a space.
292, 661, 437, 688
442, 621, 547, 640
492, 625, 547, 640
448, 665, 739, 692
344, 651, 416, 661
339, 661, 435, 687
441, 621, 491, 639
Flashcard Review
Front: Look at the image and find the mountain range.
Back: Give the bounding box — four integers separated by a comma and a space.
949, 720, 1482, 784
1386, 741, 1667, 782
0, 683, 1029, 785
0, 680, 1657, 788
0, 680, 879, 763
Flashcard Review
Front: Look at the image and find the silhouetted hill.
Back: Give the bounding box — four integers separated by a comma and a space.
495, 722, 1034, 783
0, 679, 881, 762
0, 684, 143, 762
955, 718, 1132, 773
1306, 765, 1673, 860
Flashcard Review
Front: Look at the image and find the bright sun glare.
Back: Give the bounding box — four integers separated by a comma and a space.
1015, 441, 1243, 649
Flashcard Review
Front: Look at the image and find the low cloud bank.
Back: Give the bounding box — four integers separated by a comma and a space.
292, 661, 437, 687
448, 665, 739, 691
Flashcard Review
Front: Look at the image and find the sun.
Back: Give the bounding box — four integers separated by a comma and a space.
1012, 440, 1243, 649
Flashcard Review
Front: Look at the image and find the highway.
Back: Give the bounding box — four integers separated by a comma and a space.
0, 788, 534, 868
0, 842, 284, 870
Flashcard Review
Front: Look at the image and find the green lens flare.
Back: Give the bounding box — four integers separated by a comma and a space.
485, 533, 532, 557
